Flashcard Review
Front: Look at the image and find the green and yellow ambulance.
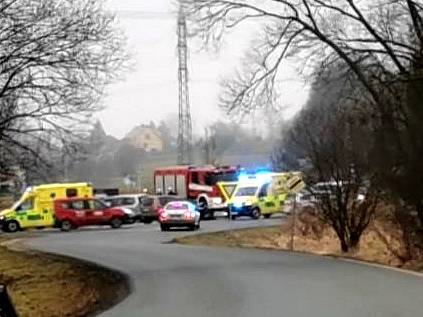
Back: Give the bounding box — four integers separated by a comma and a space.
219, 171, 305, 220
0, 183, 93, 232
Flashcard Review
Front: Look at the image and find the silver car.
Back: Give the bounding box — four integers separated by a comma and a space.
102, 194, 145, 223
159, 201, 200, 231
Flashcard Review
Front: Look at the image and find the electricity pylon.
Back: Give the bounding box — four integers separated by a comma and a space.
177, 4, 192, 165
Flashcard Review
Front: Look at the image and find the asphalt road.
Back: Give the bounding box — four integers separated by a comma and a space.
25, 216, 423, 317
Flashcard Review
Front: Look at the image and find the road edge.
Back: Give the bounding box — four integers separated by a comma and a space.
173, 230, 423, 279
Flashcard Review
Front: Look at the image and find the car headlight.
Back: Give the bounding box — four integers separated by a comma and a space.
122, 208, 135, 216
0, 216, 4, 221
233, 201, 243, 208
213, 197, 222, 205
244, 200, 253, 206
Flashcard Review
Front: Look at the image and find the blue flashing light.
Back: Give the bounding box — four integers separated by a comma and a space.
255, 170, 273, 183
238, 173, 250, 182
233, 201, 243, 208
237, 169, 273, 183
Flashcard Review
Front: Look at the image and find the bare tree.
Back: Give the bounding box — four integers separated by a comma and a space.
285, 71, 380, 252
183, 0, 423, 227
184, 0, 420, 109
0, 0, 127, 178
203, 127, 217, 165
304, 110, 379, 253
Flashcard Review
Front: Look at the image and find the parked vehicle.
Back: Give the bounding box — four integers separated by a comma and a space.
54, 197, 129, 231
0, 183, 93, 233
101, 194, 145, 223
310, 181, 366, 202
228, 182, 267, 219
158, 200, 200, 231
284, 191, 316, 214
139, 195, 183, 224
226, 171, 305, 219
154, 165, 239, 219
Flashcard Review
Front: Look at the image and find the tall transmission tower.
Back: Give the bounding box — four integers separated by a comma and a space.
177, 4, 193, 165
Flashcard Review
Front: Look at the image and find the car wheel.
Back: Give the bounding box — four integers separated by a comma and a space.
198, 199, 209, 220
251, 208, 261, 219
195, 222, 200, 230
143, 219, 153, 224
160, 224, 169, 231
110, 217, 123, 229
5, 220, 20, 233
263, 214, 271, 219
231, 215, 237, 220
127, 218, 136, 224
189, 224, 196, 231
60, 220, 72, 232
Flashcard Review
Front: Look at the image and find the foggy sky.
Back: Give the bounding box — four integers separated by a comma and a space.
101, 0, 309, 139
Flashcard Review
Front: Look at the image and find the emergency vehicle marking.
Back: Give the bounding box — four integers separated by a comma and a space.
188, 183, 213, 192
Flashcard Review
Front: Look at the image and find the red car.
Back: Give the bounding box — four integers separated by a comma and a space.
54, 197, 128, 231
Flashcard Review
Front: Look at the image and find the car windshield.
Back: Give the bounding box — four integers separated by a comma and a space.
165, 202, 189, 210
159, 196, 180, 206
141, 197, 154, 206
120, 197, 136, 205
106, 197, 136, 206
235, 187, 258, 197
87, 199, 107, 210
104, 198, 120, 207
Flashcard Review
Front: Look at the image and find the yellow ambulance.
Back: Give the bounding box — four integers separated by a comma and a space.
219, 171, 305, 219
0, 183, 93, 232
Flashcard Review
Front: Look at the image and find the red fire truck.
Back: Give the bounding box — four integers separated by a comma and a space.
154, 165, 239, 219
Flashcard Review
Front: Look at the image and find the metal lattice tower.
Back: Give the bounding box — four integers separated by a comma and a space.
177, 5, 192, 165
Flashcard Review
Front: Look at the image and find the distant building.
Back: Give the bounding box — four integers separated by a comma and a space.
124, 125, 163, 153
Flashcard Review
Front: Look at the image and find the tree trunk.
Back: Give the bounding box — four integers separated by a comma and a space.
395, 207, 414, 261
348, 232, 361, 253
416, 201, 423, 228
339, 235, 349, 253
340, 241, 349, 253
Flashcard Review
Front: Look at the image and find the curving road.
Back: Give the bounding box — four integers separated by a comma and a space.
26, 217, 423, 317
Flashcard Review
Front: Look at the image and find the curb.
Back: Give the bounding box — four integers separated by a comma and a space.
331, 256, 423, 278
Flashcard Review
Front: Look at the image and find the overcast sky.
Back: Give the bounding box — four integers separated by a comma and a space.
101, 0, 309, 139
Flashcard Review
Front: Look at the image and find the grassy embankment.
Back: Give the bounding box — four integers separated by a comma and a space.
0, 241, 130, 317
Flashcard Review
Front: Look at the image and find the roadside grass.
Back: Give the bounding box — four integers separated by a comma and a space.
175, 214, 423, 273
0, 238, 130, 317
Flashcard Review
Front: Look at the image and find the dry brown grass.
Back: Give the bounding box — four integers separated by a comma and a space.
176, 208, 423, 273
0, 240, 129, 317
